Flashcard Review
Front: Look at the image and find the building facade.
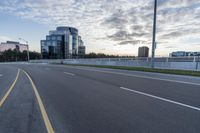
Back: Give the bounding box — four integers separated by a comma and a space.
170, 51, 200, 57
0, 41, 28, 52
78, 45, 86, 58
41, 26, 85, 59
138, 46, 149, 57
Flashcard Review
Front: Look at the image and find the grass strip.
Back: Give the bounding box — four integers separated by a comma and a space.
64, 64, 200, 77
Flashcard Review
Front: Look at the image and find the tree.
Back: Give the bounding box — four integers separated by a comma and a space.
0, 49, 41, 62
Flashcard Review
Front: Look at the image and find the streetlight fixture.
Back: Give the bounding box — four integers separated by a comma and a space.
18, 38, 30, 62
151, 0, 157, 68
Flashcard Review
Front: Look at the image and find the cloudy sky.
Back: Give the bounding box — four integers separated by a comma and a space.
0, 0, 200, 56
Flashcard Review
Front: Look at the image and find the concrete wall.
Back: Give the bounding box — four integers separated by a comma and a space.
30, 58, 200, 71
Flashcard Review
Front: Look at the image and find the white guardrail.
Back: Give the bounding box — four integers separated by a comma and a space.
30, 57, 200, 71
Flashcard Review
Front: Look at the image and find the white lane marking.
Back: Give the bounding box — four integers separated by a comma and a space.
64, 66, 200, 86
120, 87, 200, 111
0, 74, 2, 77
64, 72, 75, 76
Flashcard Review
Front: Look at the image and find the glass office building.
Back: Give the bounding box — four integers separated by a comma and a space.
41, 35, 64, 59
41, 27, 85, 59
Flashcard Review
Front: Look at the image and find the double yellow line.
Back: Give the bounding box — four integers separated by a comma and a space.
0, 69, 54, 133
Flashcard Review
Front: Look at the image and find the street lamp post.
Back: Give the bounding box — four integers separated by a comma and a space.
151, 0, 157, 68
19, 38, 30, 62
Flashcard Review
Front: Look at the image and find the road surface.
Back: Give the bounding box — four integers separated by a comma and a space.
0, 63, 200, 133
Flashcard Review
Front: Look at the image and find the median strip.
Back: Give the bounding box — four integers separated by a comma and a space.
64, 65, 200, 86
65, 64, 200, 77
0, 69, 20, 107
21, 69, 54, 133
120, 87, 200, 111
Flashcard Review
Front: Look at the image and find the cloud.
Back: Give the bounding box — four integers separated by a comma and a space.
0, 0, 200, 54
119, 40, 148, 45
102, 0, 200, 46
101, 9, 128, 30
107, 30, 129, 41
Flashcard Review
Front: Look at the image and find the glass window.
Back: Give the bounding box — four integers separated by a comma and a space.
52, 36, 56, 40
57, 36, 62, 41
41, 41, 46, 46
47, 41, 51, 46
46, 36, 51, 40
52, 41, 57, 46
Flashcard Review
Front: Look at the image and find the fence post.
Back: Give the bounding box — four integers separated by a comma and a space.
166, 57, 169, 62
196, 56, 199, 70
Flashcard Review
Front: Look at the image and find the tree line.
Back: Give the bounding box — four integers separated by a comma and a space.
0, 49, 41, 62
0, 49, 133, 62
83, 52, 134, 58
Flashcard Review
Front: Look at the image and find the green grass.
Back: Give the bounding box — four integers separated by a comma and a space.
64, 64, 200, 77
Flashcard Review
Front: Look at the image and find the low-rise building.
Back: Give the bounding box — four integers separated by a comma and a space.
0, 41, 28, 52
170, 51, 200, 57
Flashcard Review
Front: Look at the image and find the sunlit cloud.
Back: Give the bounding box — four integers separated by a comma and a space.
0, 0, 200, 56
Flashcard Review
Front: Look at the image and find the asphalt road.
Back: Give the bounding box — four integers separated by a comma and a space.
0, 63, 200, 133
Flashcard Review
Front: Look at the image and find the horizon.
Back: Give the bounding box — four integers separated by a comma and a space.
0, 0, 200, 56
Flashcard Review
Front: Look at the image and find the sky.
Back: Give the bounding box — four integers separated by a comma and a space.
0, 0, 200, 57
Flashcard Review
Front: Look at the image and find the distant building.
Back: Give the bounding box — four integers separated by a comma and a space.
138, 46, 149, 57
78, 45, 86, 58
41, 26, 86, 59
77, 36, 85, 58
0, 41, 28, 52
170, 51, 200, 57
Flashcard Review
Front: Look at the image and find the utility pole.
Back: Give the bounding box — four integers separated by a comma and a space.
19, 38, 30, 62
151, 0, 157, 68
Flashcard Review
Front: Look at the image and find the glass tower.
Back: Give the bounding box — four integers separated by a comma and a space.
41, 26, 85, 59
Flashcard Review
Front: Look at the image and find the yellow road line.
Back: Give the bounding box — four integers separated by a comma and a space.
21, 69, 54, 133
0, 69, 20, 107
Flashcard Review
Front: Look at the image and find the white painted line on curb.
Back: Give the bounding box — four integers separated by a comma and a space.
120, 87, 200, 111
64, 72, 75, 76
65, 66, 200, 86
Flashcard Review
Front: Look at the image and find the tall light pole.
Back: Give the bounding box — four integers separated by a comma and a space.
19, 38, 30, 62
151, 0, 157, 68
